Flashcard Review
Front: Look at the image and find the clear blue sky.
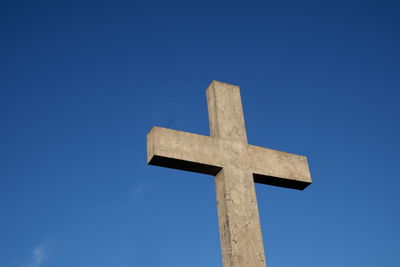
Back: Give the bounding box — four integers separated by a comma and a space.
1, 0, 399, 266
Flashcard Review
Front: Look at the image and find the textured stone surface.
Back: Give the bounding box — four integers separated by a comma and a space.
147, 80, 312, 267
147, 127, 311, 189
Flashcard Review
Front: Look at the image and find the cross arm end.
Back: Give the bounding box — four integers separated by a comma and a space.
147, 126, 222, 175
247, 144, 312, 190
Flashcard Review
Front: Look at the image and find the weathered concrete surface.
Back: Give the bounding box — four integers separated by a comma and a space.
147, 80, 312, 267
147, 127, 311, 188
206, 81, 248, 143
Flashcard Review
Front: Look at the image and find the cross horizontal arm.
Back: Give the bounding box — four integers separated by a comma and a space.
147, 127, 312, 190
147, 127, 222, 175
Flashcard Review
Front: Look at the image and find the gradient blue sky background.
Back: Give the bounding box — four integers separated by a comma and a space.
1, 0, 399, 266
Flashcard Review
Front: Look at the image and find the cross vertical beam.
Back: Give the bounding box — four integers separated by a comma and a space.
207, 81, 266, 266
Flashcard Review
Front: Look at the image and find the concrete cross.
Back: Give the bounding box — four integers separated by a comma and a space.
147, 81, 312, 267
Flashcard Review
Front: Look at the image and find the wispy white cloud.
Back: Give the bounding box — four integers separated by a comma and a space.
131, 181, 154, 204
29, 244, 48, 267
132, 183, 145, 199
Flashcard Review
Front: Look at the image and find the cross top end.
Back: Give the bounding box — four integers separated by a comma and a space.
209, 80, 239, 90
206, 80, 248, 143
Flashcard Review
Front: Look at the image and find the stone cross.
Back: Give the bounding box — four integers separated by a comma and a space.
147, 81, 312, 267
